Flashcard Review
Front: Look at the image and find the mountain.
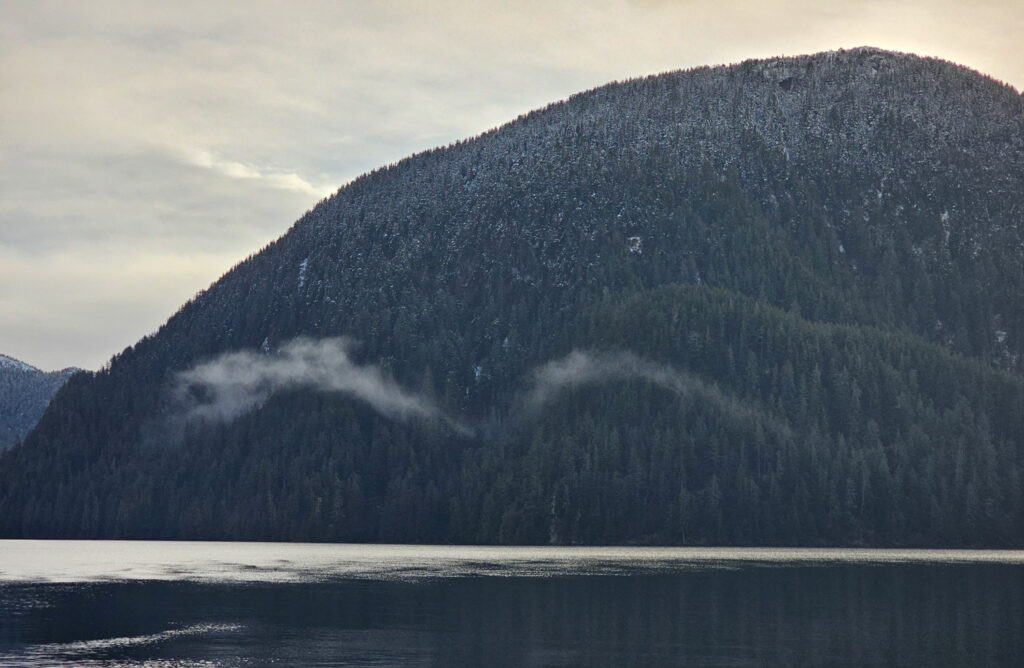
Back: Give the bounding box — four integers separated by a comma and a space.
1, 48, 1022, 546
0, 354, 79, 449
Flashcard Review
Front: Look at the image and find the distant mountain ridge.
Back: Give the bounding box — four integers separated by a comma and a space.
0, 354, 79, 449
1, 48, 1022, 545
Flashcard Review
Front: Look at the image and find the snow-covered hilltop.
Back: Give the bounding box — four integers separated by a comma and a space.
0, 353, 39, 374
0, 354, 79, 448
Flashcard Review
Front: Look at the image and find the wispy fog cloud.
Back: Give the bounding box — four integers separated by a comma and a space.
525, 350, 704, 410
173, 337, 469, 433
182, 148, 336, 198
524, 349, 788, 433
171, 344, 777, 440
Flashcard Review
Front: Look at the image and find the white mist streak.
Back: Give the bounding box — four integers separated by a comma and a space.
525, 350, 788, 434
525, 350, 696, 409
175, 337, 466, 432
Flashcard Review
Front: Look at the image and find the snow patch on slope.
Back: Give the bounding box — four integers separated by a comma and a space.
0, 354, 39, 374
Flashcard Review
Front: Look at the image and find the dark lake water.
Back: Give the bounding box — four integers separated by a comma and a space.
1, 542, 1022, 666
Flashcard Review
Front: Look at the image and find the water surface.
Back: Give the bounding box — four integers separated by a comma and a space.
1, 541, 1022, 666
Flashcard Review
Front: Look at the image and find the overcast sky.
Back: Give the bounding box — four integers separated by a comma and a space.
2, 0, 1022, 370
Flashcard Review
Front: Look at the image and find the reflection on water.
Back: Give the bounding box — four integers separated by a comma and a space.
19, 624, 238, 667
0, 541, 1022, 666
3, 541, 1023, 584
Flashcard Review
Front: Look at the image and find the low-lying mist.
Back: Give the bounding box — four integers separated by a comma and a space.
524, 349, 787, 434
173, 337, 469, 433
167, 340, 780, 444
524, 350, 705, 410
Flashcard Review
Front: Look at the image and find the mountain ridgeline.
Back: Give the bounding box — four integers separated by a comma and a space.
2, 48, 1023, 546
0, 355, 78, 450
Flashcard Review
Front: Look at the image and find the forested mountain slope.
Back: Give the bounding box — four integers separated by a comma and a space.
2, 48, 1022, 545
0, 355, 78, 450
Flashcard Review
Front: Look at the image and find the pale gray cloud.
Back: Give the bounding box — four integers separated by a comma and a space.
172, 337, 470, 434
523, 349, 790, 434
2, 0, 1021, 370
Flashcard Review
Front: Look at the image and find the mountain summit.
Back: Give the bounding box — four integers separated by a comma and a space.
0, 354, 78, 449
2, 49, 1022, 545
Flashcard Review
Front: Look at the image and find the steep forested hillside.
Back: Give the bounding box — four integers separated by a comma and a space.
2, 48, 1022, 545
0, 355, 78, 449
